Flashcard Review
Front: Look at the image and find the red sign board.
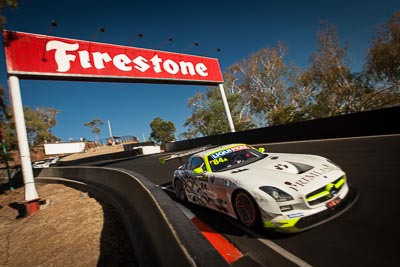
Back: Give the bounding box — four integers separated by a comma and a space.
3, 30, 224, 85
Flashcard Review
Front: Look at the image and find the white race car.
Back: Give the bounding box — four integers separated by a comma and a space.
32, 160, 51, 168
161, 143, 354, 233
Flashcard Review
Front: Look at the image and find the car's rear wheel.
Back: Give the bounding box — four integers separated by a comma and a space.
174, 178, 187, 202
233, 190, 260, 228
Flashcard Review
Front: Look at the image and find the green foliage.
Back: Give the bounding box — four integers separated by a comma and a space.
0, 4, 398, 145
183, 14, 400, 137
83, 118, 104, 141
362, 11, 400, 109
366, 11, 400, 87
182, 86, 255, 139
0, 105, 17, 150
149, 117, 176, 146
302, 18, 400, 117
230, 43, 311, 126
24, 106, 60, 145
302, 21, 363, 117
0, 102, 60, 148
183, 42, 312, 137
1, 86, 62, 148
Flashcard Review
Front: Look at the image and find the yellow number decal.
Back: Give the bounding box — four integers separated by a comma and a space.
213, 158, 228, 165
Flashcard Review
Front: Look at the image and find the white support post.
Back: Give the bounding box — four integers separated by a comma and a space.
107, 120, 114, 145
8, 76, 40, 215
218, 83, 236, 133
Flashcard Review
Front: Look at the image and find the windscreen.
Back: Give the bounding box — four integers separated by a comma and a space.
207, 145, 264, 172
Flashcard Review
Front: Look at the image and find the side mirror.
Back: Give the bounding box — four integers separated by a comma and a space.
258, 147, 265, 153
193, 167, 204, 174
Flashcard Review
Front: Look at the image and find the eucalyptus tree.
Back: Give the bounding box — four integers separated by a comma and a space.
84, 118, 104, 142
362, 11, 400, 109
149, 117, 176, 147
24, 106, 60, 145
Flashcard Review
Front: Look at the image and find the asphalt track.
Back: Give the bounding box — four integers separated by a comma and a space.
103, 134, 400, 267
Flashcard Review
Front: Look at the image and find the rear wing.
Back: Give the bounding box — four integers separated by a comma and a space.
159, 144, 216, 164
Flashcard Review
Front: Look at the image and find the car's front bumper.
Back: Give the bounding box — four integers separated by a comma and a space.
262, 185, 359, 233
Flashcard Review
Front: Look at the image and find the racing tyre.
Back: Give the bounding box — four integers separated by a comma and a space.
233, 190, 260, 228
174, 178, 187, 202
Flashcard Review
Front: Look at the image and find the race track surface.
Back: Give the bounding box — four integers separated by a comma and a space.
104, 135, 400, 267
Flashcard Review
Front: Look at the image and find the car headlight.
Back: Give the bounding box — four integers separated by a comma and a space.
259, 186, 294, 202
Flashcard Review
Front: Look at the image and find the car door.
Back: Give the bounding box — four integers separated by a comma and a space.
183, 156, 211, 206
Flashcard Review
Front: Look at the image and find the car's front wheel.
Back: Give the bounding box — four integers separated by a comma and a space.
233, 190, 260, 228
174, 178, 187, 202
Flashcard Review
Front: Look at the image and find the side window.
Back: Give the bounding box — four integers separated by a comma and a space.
183, 160, 190, 170
189, 157, 205, 171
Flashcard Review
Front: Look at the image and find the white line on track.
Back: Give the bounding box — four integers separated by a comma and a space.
159, 184, 314, 265
230, 220, 313, 267
256, 238, 313, 267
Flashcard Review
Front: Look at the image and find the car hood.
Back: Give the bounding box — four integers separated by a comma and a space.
217, 153, 345, 194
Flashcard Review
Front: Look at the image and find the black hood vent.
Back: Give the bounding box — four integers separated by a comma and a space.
287, 162, 313, 174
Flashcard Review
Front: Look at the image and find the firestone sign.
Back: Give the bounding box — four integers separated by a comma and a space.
3, 30, 233, 214
3, 30, 224, 85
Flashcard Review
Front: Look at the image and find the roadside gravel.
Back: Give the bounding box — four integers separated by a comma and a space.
0, 148, 138, 267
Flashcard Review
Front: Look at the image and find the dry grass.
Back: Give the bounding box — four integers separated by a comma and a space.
0, 183, 137, 267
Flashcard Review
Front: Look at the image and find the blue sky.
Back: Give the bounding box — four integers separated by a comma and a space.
1, 0, 398, 142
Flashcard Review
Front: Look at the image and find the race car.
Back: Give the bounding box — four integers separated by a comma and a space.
160, 143, 353, 233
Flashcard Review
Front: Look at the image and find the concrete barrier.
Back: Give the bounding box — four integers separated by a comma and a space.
165, 106, 400, 152
35, 167, 228, 267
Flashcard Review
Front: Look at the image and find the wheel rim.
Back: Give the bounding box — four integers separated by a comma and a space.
235, 192, 257, 226
174, 179, 186, 201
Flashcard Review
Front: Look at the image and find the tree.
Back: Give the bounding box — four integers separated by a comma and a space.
0, 111, 17, 150
0, 0, 18, 30
0, 87, 63, 149
184, 43, 310, 137
302, 18, 400, 117
366, 12, 400, 87
233, 43, 310, 126
0, 1, 18, 150
182, 86, 255, 139
0, 102, 60, 147
149, 117, 175, 147
24, 106, 60, 145
0, 86, 16, 153
301, 21, 362, 118
361, 12, 400, 109
84, 118, 104, 142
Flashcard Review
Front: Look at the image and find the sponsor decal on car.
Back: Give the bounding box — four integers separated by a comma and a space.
209, 145, 249, 159
288, 212, 304, 218
286, 165, 339, 191
209, 176, 238, 188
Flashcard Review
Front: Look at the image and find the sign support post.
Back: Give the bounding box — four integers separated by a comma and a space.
107, 120, 114, 145
8, 75, 40, 215
218, 84, 235, 133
